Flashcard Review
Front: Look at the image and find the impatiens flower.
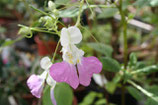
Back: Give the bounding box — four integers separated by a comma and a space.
27, 57, 56, 105
50, 26, 102, 89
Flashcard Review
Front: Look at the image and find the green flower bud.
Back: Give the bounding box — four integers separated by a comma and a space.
18, 27, 32, 38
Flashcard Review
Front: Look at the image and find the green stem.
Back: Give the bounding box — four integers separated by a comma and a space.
75, 0, 84, 26
117, 0, 128, 105
52, 40, 60, 63
30, 28, 57, 35
118, 0, 128, 69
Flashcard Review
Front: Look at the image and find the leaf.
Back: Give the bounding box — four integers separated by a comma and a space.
128, 53, 137, 68
146, 98, 158, 105
105, 81, 117, 94
1, 40, 15, 47
54, 83, 73, 105
43, 85, 53, 105
59, 8, 79, 18
87, 43, 113, 57
127, 86, 142, 101
97, 8, 118, 19
79, 92, 103, 105
101, 57, 120, 72
131, 65, 158, 74
146, 85, 158, 105
43, 83, 73, 105
55, 0, 70, 5
58, 5, 87, 18
94, 99, 107, 105
133, 0, 151, 7
128, 80, 158, 103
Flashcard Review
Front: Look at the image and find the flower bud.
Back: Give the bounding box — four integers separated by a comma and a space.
18, 27, 31, 35
48, 1, 56, 10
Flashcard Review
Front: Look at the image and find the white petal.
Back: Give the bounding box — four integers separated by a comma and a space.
60, 26, 82, 46
39, 71, 47, 79
93, 74, 107, 87
40, 57, 52, 70
68, 26, 82, 45
62, 44, 84, 65
46, 74, 56, 88
61, 28, 69, 46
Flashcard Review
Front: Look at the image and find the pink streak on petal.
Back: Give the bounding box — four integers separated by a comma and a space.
77, 57, 102, 86
50, 61, 79, 89
50, 88, 57, 105
27, 74, 44, 98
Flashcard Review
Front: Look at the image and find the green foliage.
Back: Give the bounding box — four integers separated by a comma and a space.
43, 83, 73, 105
59, 5, 87, 18
43, 86, 54, 105
106, 81, 117, 94
97, 8, 118, 19
128, 53, 137, 69
134, 0, 158, 7
105, 74, 121, 94
128, 80, 158, 103
127, 86, 142, 101
59, 8, 79, 18
94, 99, 106, 105
131, 65, 158, 74
101, 57, 120, 72
87, 43, 113, 57
146, 85, 158, 105
79, 92, 105, 105
55, 0, 70, 5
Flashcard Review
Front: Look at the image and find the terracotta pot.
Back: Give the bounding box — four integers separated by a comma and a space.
35, 36, 57, 56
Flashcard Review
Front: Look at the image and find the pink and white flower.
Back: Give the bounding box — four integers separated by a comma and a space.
27, 57, 56, 105
50, 26, 102, 89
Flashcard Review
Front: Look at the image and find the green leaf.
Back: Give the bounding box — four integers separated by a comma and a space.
101, 57, 120, 72
59, 8, 79, 17
43, 83, 73, 105
128, 80, 158, 103
146, 85, 158, 105
97, 8, 118, 19
131, 65, 158, 74
127, 86, 142, 101
79, 92, 102, 105
43, 85, 53, 105
105, 81, 117, 94
54, 83, 73, 105
128, 53, 137, 68
94, 99, 107, 105
146, 98, 158, 105
1, 40, 15, 47
59, 5, 87, 18
133, 0, 151, 7
87, 43, 113, 57
55, 0, 70, 5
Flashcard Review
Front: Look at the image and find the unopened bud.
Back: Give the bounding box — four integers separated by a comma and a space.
48, 1, 56, 10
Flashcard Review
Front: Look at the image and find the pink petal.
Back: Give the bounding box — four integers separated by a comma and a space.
77, 57, 102, 86
50, 61, 79, 89
27, 74, 44, 98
